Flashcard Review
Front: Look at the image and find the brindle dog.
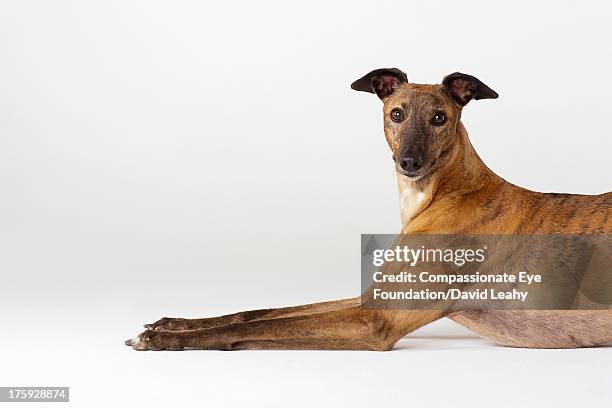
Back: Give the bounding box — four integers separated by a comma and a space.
126, 69, 612, 351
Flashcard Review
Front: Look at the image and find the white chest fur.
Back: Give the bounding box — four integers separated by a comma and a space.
396, 173, 433, 227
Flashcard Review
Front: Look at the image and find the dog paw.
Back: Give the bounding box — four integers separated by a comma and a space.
125, 330, 184, 351
143, 317, 191, 332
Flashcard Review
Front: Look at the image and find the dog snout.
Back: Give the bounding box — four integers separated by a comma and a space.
399, 156, 423, 173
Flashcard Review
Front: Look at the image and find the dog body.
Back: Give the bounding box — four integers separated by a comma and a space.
126, 69, 612, 351
395, 122, 612, 348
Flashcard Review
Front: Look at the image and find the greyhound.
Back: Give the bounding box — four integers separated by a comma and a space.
125, 68, 612, 351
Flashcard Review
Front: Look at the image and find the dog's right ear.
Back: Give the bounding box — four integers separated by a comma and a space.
351, 68, 408, 101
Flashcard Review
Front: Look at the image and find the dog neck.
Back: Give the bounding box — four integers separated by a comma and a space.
396, 122, 501, 230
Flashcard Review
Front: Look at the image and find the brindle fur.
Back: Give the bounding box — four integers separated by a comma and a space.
126, 69, 611, 351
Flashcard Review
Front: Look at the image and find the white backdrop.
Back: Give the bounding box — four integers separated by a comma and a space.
0, 1, 610, 407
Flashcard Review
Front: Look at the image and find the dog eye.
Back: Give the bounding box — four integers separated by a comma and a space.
432, 112, 447, 126
390, 108, 404, 122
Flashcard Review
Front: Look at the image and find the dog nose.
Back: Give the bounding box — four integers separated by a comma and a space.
399, 156, 423, 172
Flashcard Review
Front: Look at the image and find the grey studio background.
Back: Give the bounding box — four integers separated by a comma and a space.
0, 1, 610, 407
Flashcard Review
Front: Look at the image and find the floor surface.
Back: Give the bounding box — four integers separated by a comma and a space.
2, 292, 610, 407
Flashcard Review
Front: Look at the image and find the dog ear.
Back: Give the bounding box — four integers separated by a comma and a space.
442, 72, 498, 106
351, 68, 408, 100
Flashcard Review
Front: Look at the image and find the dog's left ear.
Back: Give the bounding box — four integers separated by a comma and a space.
442, 72, 498, 106
351, 68, 408, 100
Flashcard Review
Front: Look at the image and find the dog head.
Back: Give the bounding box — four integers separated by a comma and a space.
352, 68, 498, 181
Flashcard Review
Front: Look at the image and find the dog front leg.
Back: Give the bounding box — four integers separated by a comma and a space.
144, 297, 360, 331
126, 307, 445, 351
